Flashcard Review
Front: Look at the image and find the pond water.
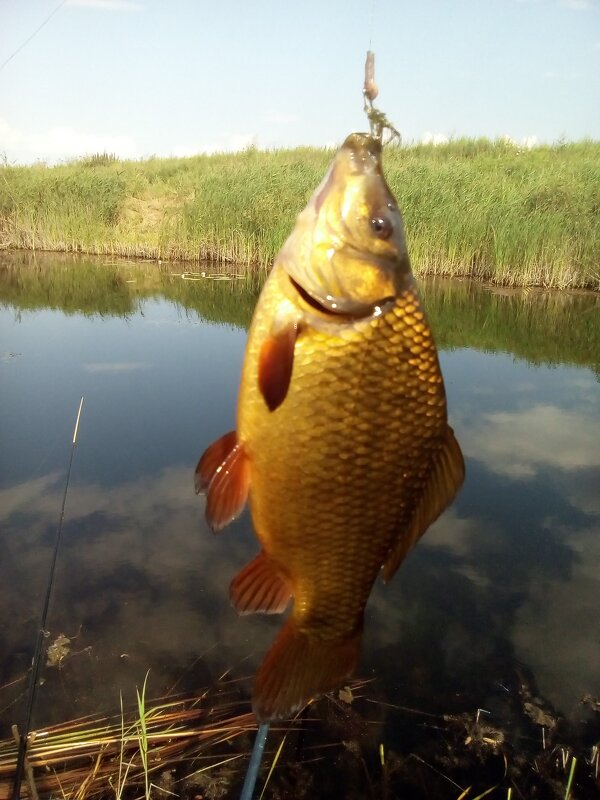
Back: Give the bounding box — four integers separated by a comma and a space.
1, 252, 599, 797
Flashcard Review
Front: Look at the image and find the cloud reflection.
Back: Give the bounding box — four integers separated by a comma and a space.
459, 404, 600, 478
83, 361, 150, 373
2, 403, 599, 730
0, 465, 270, 730
512, 517, 600, 717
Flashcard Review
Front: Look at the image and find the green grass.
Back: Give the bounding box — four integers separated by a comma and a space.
1, 138, 598, 289
135, 671, 151, 800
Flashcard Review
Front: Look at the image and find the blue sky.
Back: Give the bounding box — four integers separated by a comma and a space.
1, 0, 599, 163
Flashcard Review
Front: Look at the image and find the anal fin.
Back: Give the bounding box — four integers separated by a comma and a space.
383, 425, 465, 582
230, 552, 292, 615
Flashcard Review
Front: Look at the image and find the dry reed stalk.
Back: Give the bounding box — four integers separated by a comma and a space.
0, 686, 256, 800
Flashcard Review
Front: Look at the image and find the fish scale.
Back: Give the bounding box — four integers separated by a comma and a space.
197, 132, 464, 720
239, 265, 447, 642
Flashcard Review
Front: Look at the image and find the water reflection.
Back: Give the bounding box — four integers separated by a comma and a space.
1, 253, 599, 784
0, 465, 266, 725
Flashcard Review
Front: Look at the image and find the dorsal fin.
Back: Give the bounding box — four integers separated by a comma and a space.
383, 425, 465, 583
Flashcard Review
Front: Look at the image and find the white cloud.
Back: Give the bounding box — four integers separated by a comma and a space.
168, 134, 257, 158
0, 118, 137, 163
502, 134, 539, 148
66, 0, 144, 10
522, 134, 538, 148
266, 111, 300, 125
27, 126, 137, 160
0, 119, 18, 149
421, 131, 449, 146
517, 0, 597, 10
543, 70, 582, 80
170, 145, 201, 158
559, 0, 594, 9
459, 405, 600, 478
229, 133, 256, 151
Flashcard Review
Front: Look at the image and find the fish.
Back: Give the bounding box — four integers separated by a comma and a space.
195, 132, 465, 722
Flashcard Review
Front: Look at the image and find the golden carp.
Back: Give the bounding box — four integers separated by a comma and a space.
195, 133, 464, 722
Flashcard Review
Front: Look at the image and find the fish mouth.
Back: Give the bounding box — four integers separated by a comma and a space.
289, 277, 394, 321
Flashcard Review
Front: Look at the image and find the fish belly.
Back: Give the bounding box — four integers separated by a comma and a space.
238, 268, 448, 640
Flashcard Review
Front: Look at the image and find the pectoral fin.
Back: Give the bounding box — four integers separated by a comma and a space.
383, 425, 465, 583
258, 321, 300, 412
194, 431, 250, 533
194, 430, 238, 493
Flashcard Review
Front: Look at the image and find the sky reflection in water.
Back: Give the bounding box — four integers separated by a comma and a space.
0, 256, 598, 744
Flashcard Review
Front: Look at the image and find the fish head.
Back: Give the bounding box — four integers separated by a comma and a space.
278, 132, 412, 318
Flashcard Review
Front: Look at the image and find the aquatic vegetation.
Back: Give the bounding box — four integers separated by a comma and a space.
1, 138, 598, 289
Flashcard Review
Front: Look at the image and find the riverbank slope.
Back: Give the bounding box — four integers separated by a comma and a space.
1, 139, 598, 289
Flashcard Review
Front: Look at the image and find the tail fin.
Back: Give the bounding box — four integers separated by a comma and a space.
253, 619, 361, 722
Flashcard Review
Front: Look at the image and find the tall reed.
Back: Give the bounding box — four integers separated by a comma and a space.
1, 139, 598, 289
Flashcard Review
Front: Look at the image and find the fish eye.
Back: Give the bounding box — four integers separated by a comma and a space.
370, 215, 393, 239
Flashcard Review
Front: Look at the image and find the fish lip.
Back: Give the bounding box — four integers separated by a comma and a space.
289, 277, 394, 321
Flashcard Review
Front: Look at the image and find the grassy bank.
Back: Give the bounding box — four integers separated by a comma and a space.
1, 139, 599, 289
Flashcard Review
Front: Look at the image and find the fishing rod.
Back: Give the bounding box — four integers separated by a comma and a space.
239, 722, 270, 800
12, 397, 84, 800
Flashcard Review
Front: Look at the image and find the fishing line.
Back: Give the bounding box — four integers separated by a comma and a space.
367, 0, 375, 50
239, 722, 270, 800
0, 0, 68, 75
12, 396, 84, 800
